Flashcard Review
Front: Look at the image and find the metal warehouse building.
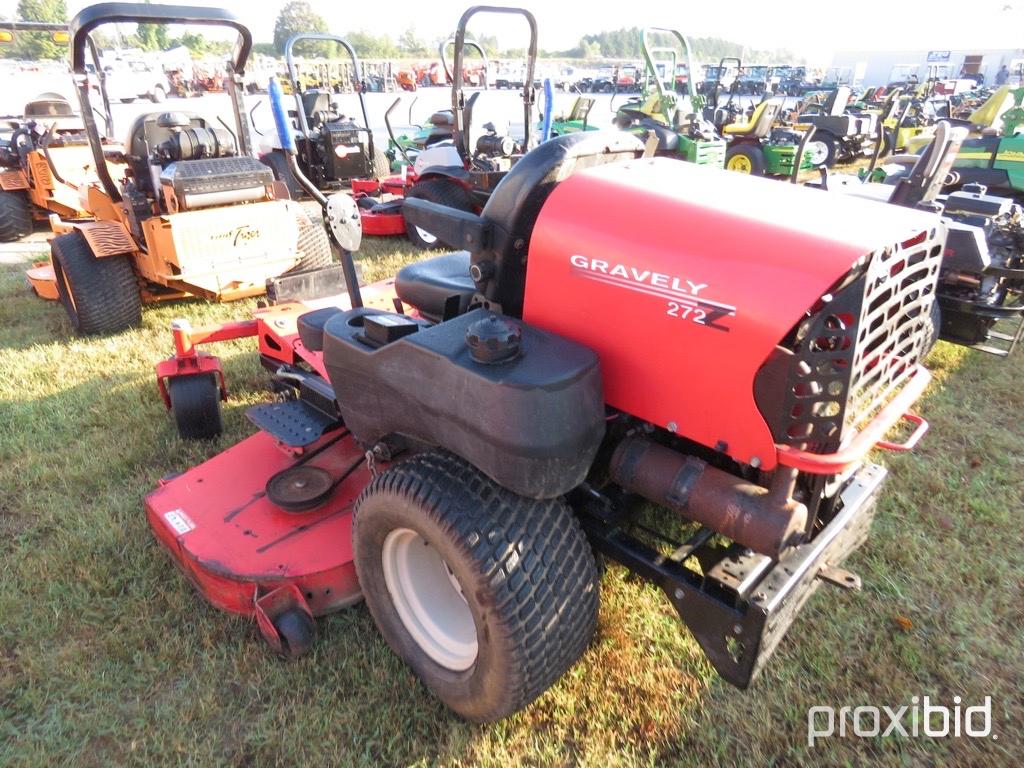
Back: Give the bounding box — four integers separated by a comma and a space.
829, 48, 1024, 87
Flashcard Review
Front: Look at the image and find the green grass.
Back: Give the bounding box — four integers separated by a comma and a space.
1, 238, 1022, 767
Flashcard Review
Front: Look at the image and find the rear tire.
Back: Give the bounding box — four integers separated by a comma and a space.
0, 190, 32, 242
354, 451, 600, 722
167, 373, 223, 440
290, 208, 333, 272
372, 148, 391, 179
804, 140, 830, 167
403, 179, 476, 250
261, 149, 304, 200
150, 85, 166, 103
725, 143, 767, 175
50, 231, 141, 335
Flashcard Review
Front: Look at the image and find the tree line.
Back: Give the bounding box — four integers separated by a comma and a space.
2, 0, 801, 65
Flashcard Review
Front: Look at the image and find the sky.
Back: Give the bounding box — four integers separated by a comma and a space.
3, 0, 1024, 65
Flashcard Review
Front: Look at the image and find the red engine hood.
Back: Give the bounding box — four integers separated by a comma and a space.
523, 157, 939, 469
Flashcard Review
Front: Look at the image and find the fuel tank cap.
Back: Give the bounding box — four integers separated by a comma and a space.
465, 314, 521, 364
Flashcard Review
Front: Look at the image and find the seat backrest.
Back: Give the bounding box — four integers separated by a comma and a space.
748, 99, 782, 138
639, 93, 663, 119
969, 85, 1013, 130
888, 121, 965, 208
301, 90, 331, 121
474, 131, 645, 317
24, 93, 75, 118
567, 97, 593, 123
429, 109, 454, 127
825, 86, 852, 116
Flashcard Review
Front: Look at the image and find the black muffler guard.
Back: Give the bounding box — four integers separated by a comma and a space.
583, 463, 886, 688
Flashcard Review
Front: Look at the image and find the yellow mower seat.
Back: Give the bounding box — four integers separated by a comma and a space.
722, 99, 781, 139
638, 93, 664, 119
969, 85, 1013, 130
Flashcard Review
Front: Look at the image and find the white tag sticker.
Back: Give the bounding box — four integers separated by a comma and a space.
164, 509, 195, 535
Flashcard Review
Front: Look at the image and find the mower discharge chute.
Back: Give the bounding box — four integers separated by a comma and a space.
35, 2, 334, 336
612, 28, 725, 167
149, 123, 942, 721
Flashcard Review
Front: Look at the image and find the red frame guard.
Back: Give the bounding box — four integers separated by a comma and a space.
775, 364, 931, 474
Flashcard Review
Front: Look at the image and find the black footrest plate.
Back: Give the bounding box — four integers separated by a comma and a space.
246, 400, 339, 447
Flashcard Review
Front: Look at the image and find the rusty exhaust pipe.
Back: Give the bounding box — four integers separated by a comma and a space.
609, 437, 807, 557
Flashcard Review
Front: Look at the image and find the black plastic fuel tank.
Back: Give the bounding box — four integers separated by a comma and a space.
321, 307, 605, 499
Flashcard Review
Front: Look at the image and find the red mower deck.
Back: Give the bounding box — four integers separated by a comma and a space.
145, 429, 368, 647
352, 175, 410, 237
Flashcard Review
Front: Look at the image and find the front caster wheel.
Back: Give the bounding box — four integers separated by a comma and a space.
272, 608, 316, 659
354, 451, 600, 722
167, 373, 223, 440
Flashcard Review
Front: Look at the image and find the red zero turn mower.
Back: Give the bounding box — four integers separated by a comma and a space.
148, 124, 942, 721
279, 32, 406, 238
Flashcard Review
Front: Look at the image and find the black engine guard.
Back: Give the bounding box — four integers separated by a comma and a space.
579, 463, 887, 688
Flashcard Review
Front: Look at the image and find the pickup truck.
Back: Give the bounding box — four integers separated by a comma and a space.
103, 60, 169, 103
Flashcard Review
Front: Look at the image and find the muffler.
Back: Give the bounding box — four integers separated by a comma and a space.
609, 437, 807, 557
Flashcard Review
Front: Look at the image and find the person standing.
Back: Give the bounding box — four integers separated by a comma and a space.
996, 65, 1009, 85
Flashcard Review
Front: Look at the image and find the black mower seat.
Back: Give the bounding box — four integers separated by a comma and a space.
395, 251, 475, 321
429, 110, 455, 127
301, 90, 332, 119
401, 131, 645, 318
639, 118, 679, 152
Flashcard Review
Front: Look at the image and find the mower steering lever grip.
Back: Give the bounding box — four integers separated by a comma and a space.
268, 78, 295, 154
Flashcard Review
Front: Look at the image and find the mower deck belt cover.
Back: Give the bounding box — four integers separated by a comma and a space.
322, 307, 604, 499
522, 157, 942, 470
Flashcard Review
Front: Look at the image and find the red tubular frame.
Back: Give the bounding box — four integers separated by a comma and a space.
774, 364, 931, 474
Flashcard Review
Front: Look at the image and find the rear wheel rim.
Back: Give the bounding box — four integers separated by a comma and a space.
728, 154, 753, 173
806, 141, 828, 165
381, 527, 477, 671
414, 226, 438, 245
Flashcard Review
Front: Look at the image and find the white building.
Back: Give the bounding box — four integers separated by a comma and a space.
829, 47, 1024, 87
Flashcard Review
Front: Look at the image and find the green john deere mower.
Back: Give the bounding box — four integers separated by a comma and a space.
700, 57, 821, 177
612, 27, 725, 167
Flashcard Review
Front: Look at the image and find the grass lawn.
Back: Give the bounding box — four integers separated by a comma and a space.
1, 235, 1021, 767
